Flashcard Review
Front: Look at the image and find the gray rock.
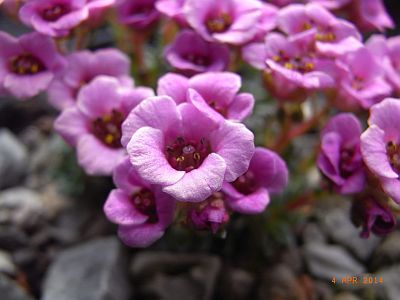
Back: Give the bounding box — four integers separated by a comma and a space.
0, 187, 46, 227
0, 274, 34, 300
376, 265, 400, 300
0, 129, 27, 189
0, 250, 16, 276
42, 237, 130, 300
334, 292, 362, 300
131, 252, 221, 300
220, 267, 255, 300
318, 198, 380, 260
303, 243, 365, 281
373, 231, 400, 267
303, 223, 326, 245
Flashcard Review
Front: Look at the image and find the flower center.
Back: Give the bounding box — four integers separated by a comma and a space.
9, 54, 45, 75
131, 188, 158, 224
272, 53, 314, 73
166, 137, 211, 172
130, 3, 154, 17
386, 141, 400, 174
183, 53, 211, 67
91, 109, 124, 149
208, 100, 227, 116
339, 147, 358, 178
42, 4, 70, 22
206, 12, 232, 33
231, 171, 257, 195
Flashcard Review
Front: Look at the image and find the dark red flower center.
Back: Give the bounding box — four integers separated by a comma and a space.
206, 12, 232, 33
182, 53, 211, 67
166, 137, 211, 172
339, 146, 358, 178
232, 171, 257, 195
9, 54, 45, 75
386, 141, 400, 173
42, 4, 70, 22
131, 188, 158, 224
130, 3, 154, 17
91, 109, 124, 149
272, 52, 315, 73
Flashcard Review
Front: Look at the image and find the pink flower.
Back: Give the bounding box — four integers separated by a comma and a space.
47, 48, 132, 110
331, 47, 392, 110
242, 32, 335, 101
163, 30, 230, 76
157, 72, 254, 122
278, 3, 362, 57
54, 76, 154, 175
155, 0, 187, 25
186, 192, 229, 233
317, 113, 365, 194
252, 2, 278, 41
183, 0, 262, 45
104, 158, 175, 247
19, 0, 89, 37
121, 96, 255, 202
367, 35, 400, 96
0, 31, 65, 99
116, 0, 160, 30
348, 0, 394, 32
222, 147, 288, 214
351, 197, 396, 238
361, 98, 400, 204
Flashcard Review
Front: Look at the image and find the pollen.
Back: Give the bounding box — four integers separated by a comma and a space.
206, 12, 232, 33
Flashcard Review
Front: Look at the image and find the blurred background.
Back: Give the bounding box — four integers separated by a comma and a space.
1, 1, 400, 300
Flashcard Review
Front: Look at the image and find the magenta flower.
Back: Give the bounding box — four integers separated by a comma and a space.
222, 147, 288, 214
121, 96, 255, 202
348, 0, 394, 32
116, 0, 160, 30
317, 113, 365, 194
277, 3, 361, 57
332, 47, 392, 110
361, 98, 400, 204
187, 192, 229, 233
367, 35, 400, 96
55, 76, 154, 175
47, 48, 132, 110
85, 0, 116, 25
242, 32, 335, 101
183, 0, 262, 45
104, 158, 175, 247
19, 0, 89, 37
0, 31, 64, 99
163, 30, 230, 76
253, 2, 278, 41
157, 72, 254, 122
155, 0, 187, 25
306, 0, 351, 10
351, 197, 396, 238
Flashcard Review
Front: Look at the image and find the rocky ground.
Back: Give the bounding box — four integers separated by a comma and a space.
1, 94, 400, 300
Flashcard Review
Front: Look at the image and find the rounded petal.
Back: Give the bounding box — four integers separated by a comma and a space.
54, 107, 89, 146
121, 96, 181, 147
157, 73, 189, 104
242, 42, 267, 70
381, 177, 400, 204
368, 98, 400, 136
77, 76, 124, 119
118, 223, 165, 248
250, 147, 288, 193
189, 72, 241, 105
77, 134, 126, 176
210, 121, 255, 182
360, 125, 398, 179
162, 153, 226, 202
127, 126, 185, 186
104, 189, 148, 226
4, 72, 54, 99
113, 157, 149, 192
226, 187, 270, 214
227, 93, 255, 121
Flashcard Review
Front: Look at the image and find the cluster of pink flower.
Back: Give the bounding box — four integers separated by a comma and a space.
0, 0, 398, 245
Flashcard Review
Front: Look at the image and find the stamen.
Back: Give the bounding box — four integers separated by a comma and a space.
206, 12, 232, 33
10, 54, 45, 75
92, 109, 124, 148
